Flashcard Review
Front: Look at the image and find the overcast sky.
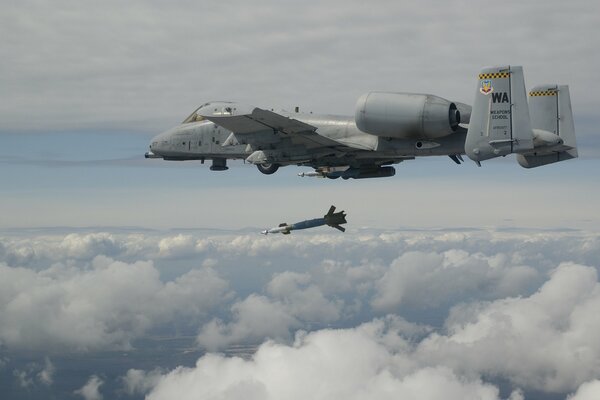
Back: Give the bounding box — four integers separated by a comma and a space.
1, 0, 600, 230
2, 0, 599, 132
1, 1, 600, 399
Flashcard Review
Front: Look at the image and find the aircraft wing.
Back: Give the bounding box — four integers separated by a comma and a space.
196, 102, 345, 149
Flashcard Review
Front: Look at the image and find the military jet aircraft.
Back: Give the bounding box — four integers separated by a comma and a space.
145, 66, 577, 179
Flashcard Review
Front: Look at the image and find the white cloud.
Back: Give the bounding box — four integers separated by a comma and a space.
371, 250, 540, 311
3, 229, 600, 274
0, 256, 230, 350
568, 380, 600, 400
157, 234, 197, 259
197, 271, 344, 350
140, 270, 600, 398
0, 232, 141, 267
197, 294, 300, 351
4, 229, 597, 358
415, 263, 600, 392
3, 228, 600, 398
37, 357, 55, 385
59, 233, 125, 260
13, 368, 34, 388
122, 368, 164, 397
150, 319, 503, 400
162, 231, 600, 395
74, 375, 104, 400
266, 271, 342, 322
9, 357, 55, 389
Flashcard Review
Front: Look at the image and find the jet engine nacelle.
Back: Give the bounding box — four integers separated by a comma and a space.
355, 92, 461, 139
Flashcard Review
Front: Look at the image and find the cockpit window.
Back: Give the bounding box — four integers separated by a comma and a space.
181, 107, 206, 124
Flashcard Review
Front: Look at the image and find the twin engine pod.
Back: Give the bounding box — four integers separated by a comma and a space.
355, 92, 466, 139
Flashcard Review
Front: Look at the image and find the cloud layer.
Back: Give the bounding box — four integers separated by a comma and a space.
0, 255, 230, 350
417, 263, 600, 392
2, 228, 600, 398
141, 320, 507, 400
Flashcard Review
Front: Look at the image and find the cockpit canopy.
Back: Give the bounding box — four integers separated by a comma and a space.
181, 106, 206, 124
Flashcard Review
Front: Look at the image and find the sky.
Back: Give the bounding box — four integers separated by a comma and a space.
1, 0, 600, 230
1, 0, 600, 399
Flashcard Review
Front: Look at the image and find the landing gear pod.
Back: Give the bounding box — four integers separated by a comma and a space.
210, 158, 228, 171
257, 163, 279, 175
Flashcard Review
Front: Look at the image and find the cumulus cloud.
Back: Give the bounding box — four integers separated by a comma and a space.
3, 229, 600, 398
37, 357, 55, 385
13, 368, 34, 388
5, 229, 596, 357
197, 294, 301, 350
0, 232, 140, 268
197, 271, 344, 350
415, 263, 600, 392
157, 234, 198, 259
0, 256, 230, 350
195, 232, 578, 350
266, 271, 343, 322
74, 375, 104, 400
138, 263, 600, 399
3, 230, 599, 274
149, 319, 503, 400
371, 250, 540, 311
59, 233, 125, 260
568, 380, 600, 400
156, 233, 600, 396
122, 368, 164, 397
11, 357, 55, 388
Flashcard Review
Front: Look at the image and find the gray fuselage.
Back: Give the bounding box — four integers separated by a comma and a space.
148, 112, 467, 168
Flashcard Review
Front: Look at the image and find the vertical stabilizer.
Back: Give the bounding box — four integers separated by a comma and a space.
531, 84, 577, 155
557, 85, 577, 157
516, 84, 577, 168
465, 66, 534, 163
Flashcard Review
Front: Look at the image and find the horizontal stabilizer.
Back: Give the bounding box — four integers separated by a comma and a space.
517, 151, 576, 168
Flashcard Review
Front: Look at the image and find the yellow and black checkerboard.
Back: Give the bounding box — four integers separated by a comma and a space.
478, 72, 510, 79
529, 90, 557, 97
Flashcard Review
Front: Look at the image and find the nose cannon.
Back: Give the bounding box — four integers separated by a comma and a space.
145, 150, 161, 159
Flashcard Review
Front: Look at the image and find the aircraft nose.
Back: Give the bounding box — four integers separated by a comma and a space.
145, 134, 163, 159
